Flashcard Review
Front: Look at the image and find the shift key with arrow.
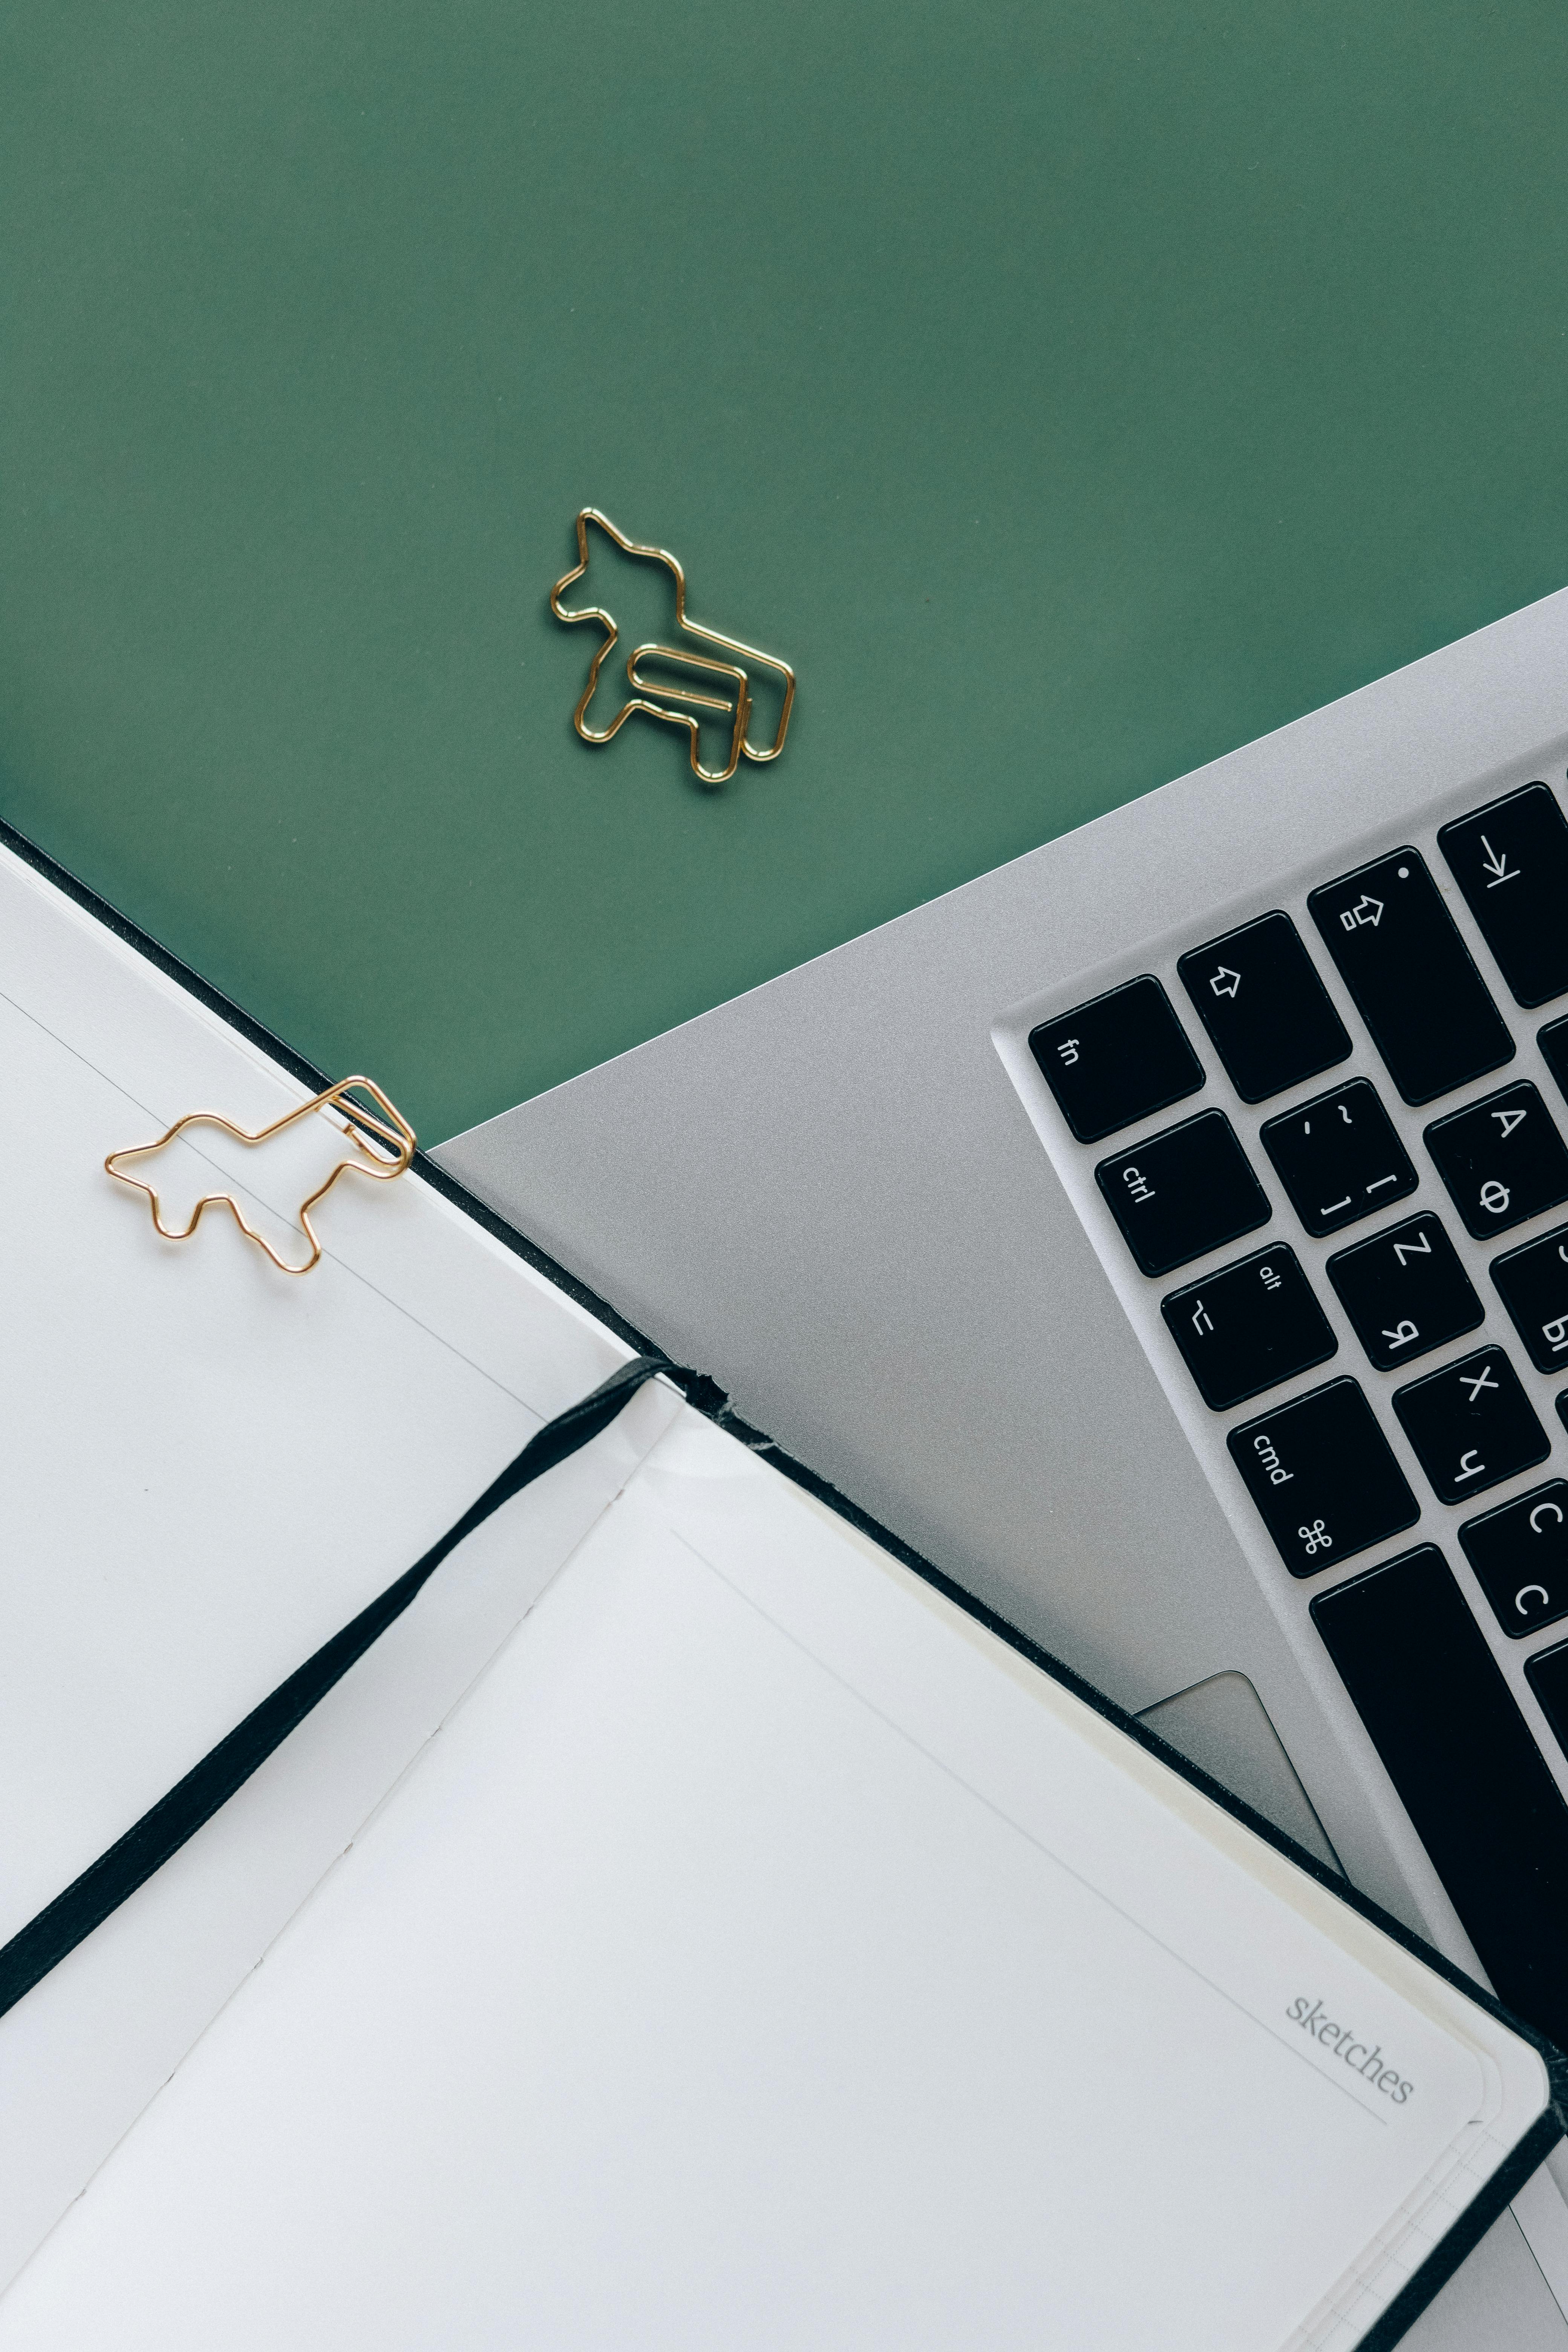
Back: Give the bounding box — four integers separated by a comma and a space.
1176, 911, 1349, 1102
1308, 848, 1514, 1105
1438, 782, 1568, 1009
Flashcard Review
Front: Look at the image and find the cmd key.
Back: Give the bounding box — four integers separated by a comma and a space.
1438, 782, 1568, 1008
1308, 848, 1513, 1105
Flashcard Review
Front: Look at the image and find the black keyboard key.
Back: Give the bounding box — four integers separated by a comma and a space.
1391, 1343, 1548, 1504
1312, 1545, 1568, 2053
1176, 913, 1350, 1103
1424, 1081, 1568, 1240
1527, 1643, 1568, 1775
1541, 1015, 1568, 1110
1228, 1377, 1418, 1576
1438, 783, 1568, 1009
1325, 1213, 1482, 1371
1029, 977, 1203, 1143
1095, 1110, 1268, 1277
1492, 1223, 1568, 1375
1459, 1482, 1568, 1638
1308, 849, 1514, 1104
1161, 1246, 1336, 1410
1258, 1078, 1417, 1237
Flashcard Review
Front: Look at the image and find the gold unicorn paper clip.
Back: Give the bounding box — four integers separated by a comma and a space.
105, 1077, 416, 1276
550, 508, 796, 787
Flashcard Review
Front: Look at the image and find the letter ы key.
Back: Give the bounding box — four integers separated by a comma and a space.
1460, 1481, 1568, 1638
1095, 1110, 1268, 1277
1326, 1212, 1483, 1371
1228, 1377, 1418, 1576
1492, 1222, 1568, 1375
1424, 1080, 1568, 1240
1029, 976, 1202, 1143
1259, 1078, 1417, 1237
1176, 913, 1349, 1104
1308, 848, 1513, 1105
1392, 1344, 1548, 1504
1438, 782, 1568, 1009
1162, 1246, 1336, 1411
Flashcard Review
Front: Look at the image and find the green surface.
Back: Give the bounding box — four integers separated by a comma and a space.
5, 4, 1568, 1144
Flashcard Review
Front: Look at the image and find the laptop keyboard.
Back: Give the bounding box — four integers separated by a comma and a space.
1026, 778, 1568, 2048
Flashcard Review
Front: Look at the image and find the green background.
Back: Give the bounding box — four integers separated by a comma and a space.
5, 1, 1568, 1145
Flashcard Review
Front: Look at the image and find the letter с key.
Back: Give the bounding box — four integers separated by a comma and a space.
1461, 1481, 1568, 1638
1424, 1081, 1568, 1240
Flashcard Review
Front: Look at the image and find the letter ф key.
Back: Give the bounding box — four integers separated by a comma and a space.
1460, 1480, 1568, 1638
1392, 1344, 1549, 1504
1228, 1377, 1418, 1577
1491, 1222, 1568, 1375
1424, 1080, 1568, 1240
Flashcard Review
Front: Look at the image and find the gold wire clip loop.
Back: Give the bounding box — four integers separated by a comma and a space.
550, 508, 796, 787
104, 1077, 416, 1277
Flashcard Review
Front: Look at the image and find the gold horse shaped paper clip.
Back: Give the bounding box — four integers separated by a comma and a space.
550, 508, 796, 787
105, 1077, 416, 1276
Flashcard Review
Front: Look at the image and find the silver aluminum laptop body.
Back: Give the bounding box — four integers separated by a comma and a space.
439, 585, 1568, 2345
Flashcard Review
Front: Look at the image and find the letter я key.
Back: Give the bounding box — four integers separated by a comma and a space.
1308, 849, 1513, 1104
1424, 1081, 1568, 1240
1326, 1213, 1482, 1370
1438, 782, 1568, 1009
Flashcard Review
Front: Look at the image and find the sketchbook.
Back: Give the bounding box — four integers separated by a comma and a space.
0, 828, 1560, 2352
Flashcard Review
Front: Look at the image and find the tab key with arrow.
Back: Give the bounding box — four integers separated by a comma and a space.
1439, 782, 1568, 1008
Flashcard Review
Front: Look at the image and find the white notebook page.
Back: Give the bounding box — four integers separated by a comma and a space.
0, 1412, 1548, 2352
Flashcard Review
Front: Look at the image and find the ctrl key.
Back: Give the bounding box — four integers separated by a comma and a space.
1228, 1378, 1419, 1577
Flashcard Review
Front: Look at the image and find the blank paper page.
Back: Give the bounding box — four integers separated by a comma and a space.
0, 1417, 1545, 2352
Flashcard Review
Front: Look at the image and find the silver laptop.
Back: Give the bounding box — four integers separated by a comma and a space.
440, 585, 1568, 2345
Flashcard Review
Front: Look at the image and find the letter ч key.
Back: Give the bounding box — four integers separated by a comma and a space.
1392, 1344, 1548, 1504
1161, 1245, 1336, 1410
1424, 1081, 1568, 1240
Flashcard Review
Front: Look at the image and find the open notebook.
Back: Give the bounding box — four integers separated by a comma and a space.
0, 828, 1561, 2352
